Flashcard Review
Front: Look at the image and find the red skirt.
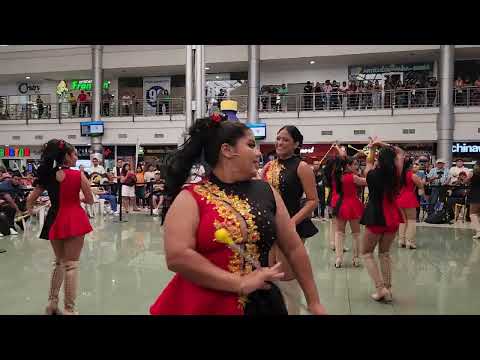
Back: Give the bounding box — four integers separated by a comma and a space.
150, 274, 243, 315
366, 196, 403, 234
48, 205, 92, 240
396, 190, 419, 209
338, 196, 364, 220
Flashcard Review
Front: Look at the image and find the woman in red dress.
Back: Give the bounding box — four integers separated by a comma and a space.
332, 154, 366, 268
150, 115, 326, 315
396, 158, 424, 249
360, 137, 405, 302
27, 139, 93, 315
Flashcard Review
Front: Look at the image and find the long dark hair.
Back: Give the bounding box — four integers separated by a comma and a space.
400, 157, 413, 187
164, 115, 250, 202
121, 163, 130, 177
377, 146, 399, 201
278, 125, 303, 156
36, 139, 75, 187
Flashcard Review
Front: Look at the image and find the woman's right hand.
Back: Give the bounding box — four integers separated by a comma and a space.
239, 262, 285, 296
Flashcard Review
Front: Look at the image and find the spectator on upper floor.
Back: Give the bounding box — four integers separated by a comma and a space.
278, 84, 288, 111
78, 90, 87, 117
85, 92, 92, 117
303, 81, 313, 110
68, 92, 77, 117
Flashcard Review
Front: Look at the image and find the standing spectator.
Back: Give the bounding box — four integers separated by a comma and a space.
473, 78, 480, 105
365, 82, 373, 109
348, 81, 357, 109
120, 163, 139, 213
339, 81, 348, 110
314, 82, 323, 110
115, 159, 123, 199
135, 165, 146, 209
85, 92, 92, 117
312, 161, 326, 220
78, 90, 87, 117
68, 93, 77, 117
121, 93, 132, 116
269, 87, 278, 112
322, 80, 332, 110
278, 84, 288, 111
36, 95, 44, 119
372, 80, 382, 109
331, 80, 340, 109
455, 76, 465, 106
448, 158, 471, 185
357, 82, 366, 109
384, 77, 392, 108
163, 89, 170, 114
426, 159, 449, 214
303, 81, 313, 110
260, 86, 269, 112
144, 164, 156, 183
102, 90, 112, 116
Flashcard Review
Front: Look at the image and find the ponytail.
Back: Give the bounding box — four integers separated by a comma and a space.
164, 114, 250, 207
35, 139, 74, 188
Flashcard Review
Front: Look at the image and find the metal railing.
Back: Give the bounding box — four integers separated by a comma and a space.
0, 98, 185, 122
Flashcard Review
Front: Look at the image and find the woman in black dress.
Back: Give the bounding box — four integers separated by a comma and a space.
468, 161, 480, 239
262, 125, 319, 314
151, 115, 326, 315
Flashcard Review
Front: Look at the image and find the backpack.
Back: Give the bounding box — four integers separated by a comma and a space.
425, 203, 448, 224
124, 174, 136, 187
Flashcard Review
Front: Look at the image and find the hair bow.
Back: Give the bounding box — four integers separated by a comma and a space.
58, 140, 65, 150
210, 113, 223, 123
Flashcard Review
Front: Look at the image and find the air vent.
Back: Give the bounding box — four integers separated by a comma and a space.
478, 128, 480, 133
67, 135, 77, 140
118, 134, 128, 139
354, 130, 366, 135
34, 135, 44, 140
321, 130, 333, 136
403, 129, 409, 134
409, 129, 415, 134
154, 133, 165, 138
12, 136, 20, 140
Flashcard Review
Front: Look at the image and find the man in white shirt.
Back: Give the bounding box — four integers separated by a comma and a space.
90, 157, 106, 175
448, 159, 471, 185
189, 163, 205, 183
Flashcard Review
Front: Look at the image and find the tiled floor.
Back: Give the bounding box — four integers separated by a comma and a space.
0, 213, 479, 315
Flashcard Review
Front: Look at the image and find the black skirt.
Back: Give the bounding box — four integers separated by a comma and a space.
296, 218, 319, 239
244, 282, 288, 315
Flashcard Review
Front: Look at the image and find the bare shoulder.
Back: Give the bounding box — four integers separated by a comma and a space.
297, 161, 314, 176
55, 169, 66, 183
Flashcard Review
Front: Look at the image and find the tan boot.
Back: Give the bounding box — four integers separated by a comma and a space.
398, 223, 407, 247
63, 260, 80, 315
378, 252, 393, 301
352, 233, 361, 267
334, 232, 345, 268
45, 259, 64, 315
361, 253, 390, 302
470, 214, 480, 239
329, 219, 335, 251
405, 220, 417, 249
277, 279, 301, 315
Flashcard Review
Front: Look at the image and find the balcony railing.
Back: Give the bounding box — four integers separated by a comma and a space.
2, 87, 480, 124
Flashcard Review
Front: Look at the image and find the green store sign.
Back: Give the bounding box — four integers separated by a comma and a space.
70, 80, 111, 91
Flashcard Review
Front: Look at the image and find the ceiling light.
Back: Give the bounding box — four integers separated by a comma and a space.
309, 60, 315, 65
0, 45, 8, 47
215, 76, 220, 79
205, 67, 210, 70
25, 76, 31, 79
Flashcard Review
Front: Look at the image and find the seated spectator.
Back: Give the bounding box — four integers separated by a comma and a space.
92, 181, 119, 215
447, 171, 469, 221
151, 173, 165, 215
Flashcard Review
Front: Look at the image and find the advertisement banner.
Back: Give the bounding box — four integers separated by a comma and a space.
142, 77, 171, 115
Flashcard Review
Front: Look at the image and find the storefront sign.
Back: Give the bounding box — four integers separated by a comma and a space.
143, 77, 171, 115
70, 80, 110, 91
0, 147, 31, 157
452, 142, 480, 155
17, 82, 41, 95
349, 63, 433, 75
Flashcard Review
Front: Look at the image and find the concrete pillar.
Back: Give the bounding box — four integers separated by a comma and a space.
194, 45, 205, 120
438, 45, 455, 165
248, 45, 260, 124
91, 45, 103, 162
185, 45, 193, 134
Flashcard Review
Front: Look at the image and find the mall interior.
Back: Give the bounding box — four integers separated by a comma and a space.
0, 45, 479, 315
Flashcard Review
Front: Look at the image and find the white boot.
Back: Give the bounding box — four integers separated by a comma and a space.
352, 232, 361, 267
470, 214, 480, 239
398, 223, 406, 247
405, 220, 417, 249
334, 232, 345, 268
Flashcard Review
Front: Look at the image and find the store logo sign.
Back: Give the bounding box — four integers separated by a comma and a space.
0, 147, 31, 157
300, 146, 314, 154
452, 143, 480, 154
18, 82, 40, 94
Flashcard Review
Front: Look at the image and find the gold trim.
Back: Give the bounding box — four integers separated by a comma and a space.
264, 160, 284, 192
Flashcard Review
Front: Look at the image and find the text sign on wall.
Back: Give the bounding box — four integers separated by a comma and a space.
452, 142, 480, 155
70, 80, 110, 91
0, 147, 31, 157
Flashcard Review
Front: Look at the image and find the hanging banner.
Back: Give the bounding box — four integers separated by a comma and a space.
142, 77, 171, 115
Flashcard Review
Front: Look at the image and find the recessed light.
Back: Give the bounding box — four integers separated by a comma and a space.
25, 76, 31, 79
0, 45, 8, 47
215, 76, 220, 79
205, 67, 210, 70
309, 60, 315, 65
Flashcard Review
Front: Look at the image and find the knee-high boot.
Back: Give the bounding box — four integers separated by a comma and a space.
398, 223, 407, 247
470, 214, 480, 239
378, 252, 393, 299
45, 259, 64, 315
277, 279, 301, 315
352, 233, 361, 267
405, 220, 417, 249
329, 219, 335, 250
334, 232, 345, 268
361, 253, 391, 302
63, 260, 80, 315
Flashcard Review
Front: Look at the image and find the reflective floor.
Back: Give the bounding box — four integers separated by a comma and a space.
0, 213, 479, 315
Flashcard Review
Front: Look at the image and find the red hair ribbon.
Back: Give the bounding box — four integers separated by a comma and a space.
210, 113, 222, 123
58, 140, 65, 150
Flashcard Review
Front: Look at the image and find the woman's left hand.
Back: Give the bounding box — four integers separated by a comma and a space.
308, 302, 327, 315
